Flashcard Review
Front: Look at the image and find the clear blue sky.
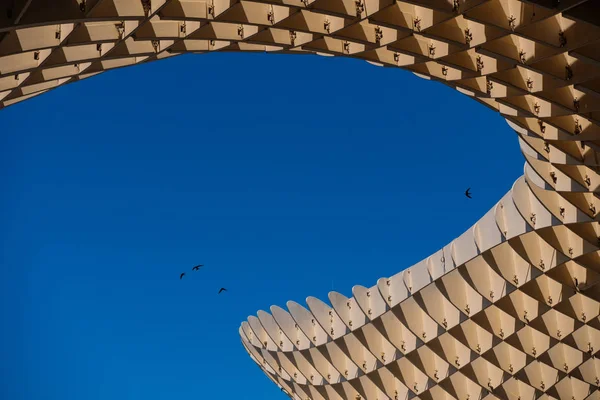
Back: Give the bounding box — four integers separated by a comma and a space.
1, 52, 524, 400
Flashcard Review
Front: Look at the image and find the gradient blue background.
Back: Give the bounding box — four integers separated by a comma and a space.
1, 52, 524, 400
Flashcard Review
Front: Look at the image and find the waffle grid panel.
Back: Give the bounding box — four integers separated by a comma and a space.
1, 0, 600, 399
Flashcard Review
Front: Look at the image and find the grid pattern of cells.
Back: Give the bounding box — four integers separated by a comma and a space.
0, 1, 599, 399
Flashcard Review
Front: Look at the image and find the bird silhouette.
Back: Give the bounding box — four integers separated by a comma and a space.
465, 188, 472, 199
192, 264, 203, 271
218, 288, 227, 294
180, 272, 185, 280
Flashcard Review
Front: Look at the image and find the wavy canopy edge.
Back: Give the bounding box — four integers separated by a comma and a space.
2, 0, 600, 399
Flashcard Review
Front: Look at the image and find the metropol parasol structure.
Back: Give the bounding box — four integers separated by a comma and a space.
1, 0, 600, 399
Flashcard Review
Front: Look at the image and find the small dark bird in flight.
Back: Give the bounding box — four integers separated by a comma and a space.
180, 272, 185, 280
465, 188, 472, 199
192, 264, 203, 271
218, 288, 227, 294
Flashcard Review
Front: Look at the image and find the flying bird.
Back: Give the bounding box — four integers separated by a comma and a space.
180, 272, 185, 280
192, 264, 203, 271
218, 288, 227, 294
465, 188, 472, 199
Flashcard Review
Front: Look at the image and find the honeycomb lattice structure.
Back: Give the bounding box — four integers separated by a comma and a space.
1, 0, 600, 399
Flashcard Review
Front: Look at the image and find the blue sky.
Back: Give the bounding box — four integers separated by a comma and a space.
0, 52, 524, 400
